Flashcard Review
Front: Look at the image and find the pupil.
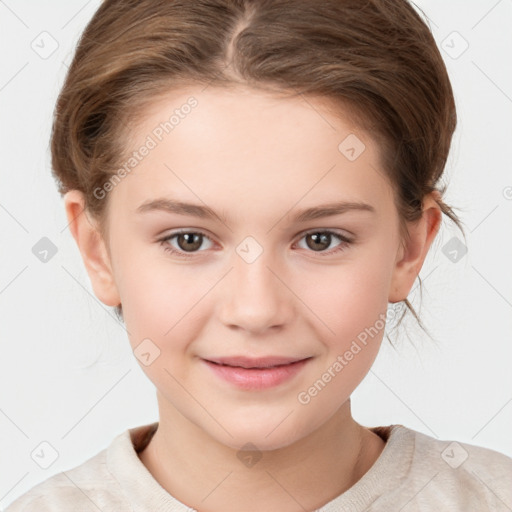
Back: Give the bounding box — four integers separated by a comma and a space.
179, 233, 202, 251
309, 232, 330, 251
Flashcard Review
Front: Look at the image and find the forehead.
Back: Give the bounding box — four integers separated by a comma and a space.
111, 85, 394, 220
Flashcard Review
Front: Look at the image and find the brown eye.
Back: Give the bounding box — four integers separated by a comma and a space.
159, 230, 214, 258
305, 232, 332, 251
296, 230, 352, 256
176, 232, 203, 252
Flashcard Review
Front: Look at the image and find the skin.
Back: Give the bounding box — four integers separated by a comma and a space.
64, 85, 441, 512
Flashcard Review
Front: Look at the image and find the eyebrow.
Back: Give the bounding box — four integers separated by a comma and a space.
136, 198, 376, 223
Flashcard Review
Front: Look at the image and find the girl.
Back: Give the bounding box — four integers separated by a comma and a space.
6, 0, 512, 510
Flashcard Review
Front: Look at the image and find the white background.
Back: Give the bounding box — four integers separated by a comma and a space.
1, 0, 511, 508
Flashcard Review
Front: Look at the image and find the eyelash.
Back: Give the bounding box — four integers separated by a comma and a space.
157, 229, 353, 259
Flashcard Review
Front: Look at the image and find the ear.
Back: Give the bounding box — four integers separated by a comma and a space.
388, 191, 442, 303
64, 190, 121, 307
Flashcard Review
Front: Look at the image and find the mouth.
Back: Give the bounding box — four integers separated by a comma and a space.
204, 356, 312, 369
201, 356, 313, 390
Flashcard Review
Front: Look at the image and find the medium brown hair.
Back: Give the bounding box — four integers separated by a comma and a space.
51, 0, 466, 346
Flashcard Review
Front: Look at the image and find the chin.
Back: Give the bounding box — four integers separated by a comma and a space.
221, 431, 300, 453
212, 415, 314, 453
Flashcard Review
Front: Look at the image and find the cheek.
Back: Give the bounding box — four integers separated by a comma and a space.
297, 260, 391, 411
117, 266, 207, 390
301, 254, 392, 346
116, 254, 213, 351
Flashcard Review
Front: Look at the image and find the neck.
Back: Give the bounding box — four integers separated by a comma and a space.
138, 397, 385, 512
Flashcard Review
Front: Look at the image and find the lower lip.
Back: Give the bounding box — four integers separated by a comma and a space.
202, 358, 311, 390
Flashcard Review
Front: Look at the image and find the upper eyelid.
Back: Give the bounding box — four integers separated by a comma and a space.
295, 228, 353, 240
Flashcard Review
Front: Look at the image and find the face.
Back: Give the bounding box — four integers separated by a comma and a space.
92, 85, 406, 450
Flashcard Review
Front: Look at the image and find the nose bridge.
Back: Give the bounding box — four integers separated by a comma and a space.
217, 237, 292, 332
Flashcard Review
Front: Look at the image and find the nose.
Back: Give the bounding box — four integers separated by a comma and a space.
217, 246, 294, 334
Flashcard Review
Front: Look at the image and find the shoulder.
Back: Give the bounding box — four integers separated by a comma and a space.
389, 425, 512, 510
4, 437, 128, 512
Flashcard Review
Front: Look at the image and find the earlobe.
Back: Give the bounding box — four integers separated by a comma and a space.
388, 193, 442, 303
63, 190, 121, 307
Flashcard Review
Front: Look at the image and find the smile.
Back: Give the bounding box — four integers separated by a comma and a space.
201, 357, 312, 390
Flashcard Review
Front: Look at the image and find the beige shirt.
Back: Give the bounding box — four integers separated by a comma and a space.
5, 422, 512, 511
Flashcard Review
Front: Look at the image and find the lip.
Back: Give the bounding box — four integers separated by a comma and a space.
201, 356, 312, 390
205, 355, 309, 369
